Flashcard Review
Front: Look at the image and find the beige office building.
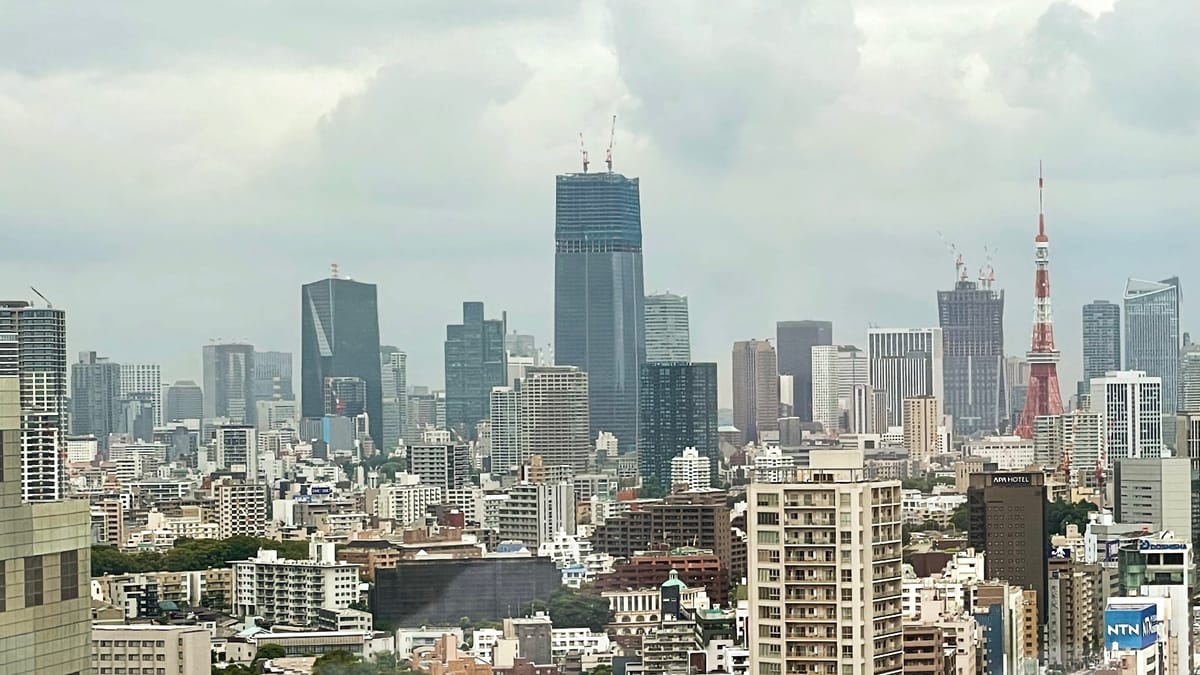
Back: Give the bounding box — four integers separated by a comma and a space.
903, 395, 940, 466
747, 449, 904, 675
93, 624, 211, 675
0, 348, 92, 673
732, 339, 779, 444
518, 366, 590, 470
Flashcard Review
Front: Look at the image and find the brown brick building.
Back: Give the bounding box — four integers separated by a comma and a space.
594, 547, 729, 606
590, 491, 732, 576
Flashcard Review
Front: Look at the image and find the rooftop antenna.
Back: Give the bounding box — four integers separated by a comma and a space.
605, 114, 616, 172
579, 132, 589, 173
330, 263, 339, 279
29, 286, 52, 309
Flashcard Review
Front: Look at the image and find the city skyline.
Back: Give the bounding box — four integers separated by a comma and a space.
4, 3, 1196, 408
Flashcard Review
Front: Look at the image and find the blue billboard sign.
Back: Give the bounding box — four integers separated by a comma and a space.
1104, 603, 1158, 651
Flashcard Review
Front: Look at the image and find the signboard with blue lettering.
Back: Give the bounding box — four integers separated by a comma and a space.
1104, 603, 1158, 651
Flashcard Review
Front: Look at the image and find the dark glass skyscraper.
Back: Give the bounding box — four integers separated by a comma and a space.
1125, 277, 1181, 414
1082, 300, 1121, 386
253, 350, 293, 401
638, 362, 718, 487
554, 171, 645, 450
937, 280, 1006, 434
301, 275, 383, 444
444, 301, 507, 439
70, 351, 122, 447
776, 320, 833, 422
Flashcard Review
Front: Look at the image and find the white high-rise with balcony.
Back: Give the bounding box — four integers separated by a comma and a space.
232, 538, 363, 629
490, 386, 520, 473
1089, 370, 1162, 464
669, 447, 711, 490
119, 363, 162, 426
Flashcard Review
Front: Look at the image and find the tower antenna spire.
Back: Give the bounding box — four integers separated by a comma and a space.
1038, 160, 1045, 236
579, 132, 589, 173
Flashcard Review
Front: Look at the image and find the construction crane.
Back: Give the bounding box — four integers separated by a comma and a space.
29, 286, 52, 309
978, 245, 996, 289
605, 114, 616, 172
935, 231, 968, 282
579, 132, 589, 173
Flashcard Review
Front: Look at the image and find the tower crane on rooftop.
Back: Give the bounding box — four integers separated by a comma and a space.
605, 114, 616, 172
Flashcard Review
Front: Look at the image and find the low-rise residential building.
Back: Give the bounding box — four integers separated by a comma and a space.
232, 538, 363, 629
92, 624, 210, 675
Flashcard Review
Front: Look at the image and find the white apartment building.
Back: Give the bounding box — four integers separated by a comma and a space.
519, 366, 590, 470
670, 447, 712, 490
256, 399, 298, 433
747, 449, 904, 675
497, 481, 576, 548
119, 363, 163, 427
867, 328, 945, 428
65, 435, 98, 464
92, 624, 209, 675
233, 539, 362, 629
215, 424, 257, 477
212, 478, 267, 538
1090, 370, 1163, 464
407, 443, 470, 493
964, 435, 1036, 471
750, 445, 795, 483
1034, 410, 1105, 476
374, 473, 442, 526
812, 345, 870, 434
490, 386, 521, 474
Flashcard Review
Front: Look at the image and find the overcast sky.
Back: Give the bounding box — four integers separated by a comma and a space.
1, 0, 1197, 406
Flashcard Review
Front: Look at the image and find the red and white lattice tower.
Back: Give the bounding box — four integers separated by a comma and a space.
1014, 163, 1064, 438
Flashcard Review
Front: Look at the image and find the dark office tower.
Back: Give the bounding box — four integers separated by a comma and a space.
938, 278, 1006, 434
776, 320, 833, 423
70, 352, 122, 447
253, 350, 293, 401
638, 362, 719, 487
1081, 301, 1121, 387
731, 340, 779, 444
324, 376, 367, 417
444, 302, 507, 439
202, 343, 256, 425
967, 472, 1049, 623
164, 380, 204, 422
1124, 278, 1181, 414
554, 170, 645, 451
301, 272, 383, 445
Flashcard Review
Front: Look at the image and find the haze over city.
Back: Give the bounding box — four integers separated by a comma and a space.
2, 0, 1196, 401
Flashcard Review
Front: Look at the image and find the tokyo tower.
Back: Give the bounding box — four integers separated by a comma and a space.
1014, 163, 1064, 438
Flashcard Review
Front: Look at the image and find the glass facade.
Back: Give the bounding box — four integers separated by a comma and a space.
937, 281, 1006, 435
300, 277, 383, 444
444, 301, 507, 439
1124, 277, 1180, 414
1082, 300, 1121, 385
554, 172, 645, 450
638, 362, 718, 487
775, 320, 833, 422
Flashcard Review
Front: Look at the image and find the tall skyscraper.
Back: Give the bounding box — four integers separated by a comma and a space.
967, 471, 1049, 623
1082, 300, 1121, 386
644, 292, 691, 362
867, 328, 944, 427
0, 345, 92, 671
70, 351, 122, 447
554, 170, 645, 451
519, 366, 589, 470
811, 345, 869, 433
731, 340, 779, 443
1124, 277, 1181, 414
380, 347, 407, 451
163, 380, 204, 422
1181, 344, 1200, 413
638, 362, 718, 487
776, 320, 833, 422
252, 350, 293, 401
748, 450, 903, 675
202, 343, 255, 425
301, 271, 383, 445
0, 300, 67, 502
903, 395, 940, 466
118, 363, 162, 427
1089, 370, 1163, 465
1014, 168, 1064, 438
444, 301, 507, 439
938, 276, 1006, 435
489, 386, 520, 473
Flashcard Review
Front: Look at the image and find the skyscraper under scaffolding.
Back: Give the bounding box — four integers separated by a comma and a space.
938, 258, 1006, 435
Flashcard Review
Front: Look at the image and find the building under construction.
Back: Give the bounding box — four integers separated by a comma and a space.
937, 259, 1006, 436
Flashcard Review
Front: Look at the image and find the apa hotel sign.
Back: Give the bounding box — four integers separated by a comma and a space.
1103, 603, 1158, 651
988, 473, 1034, 486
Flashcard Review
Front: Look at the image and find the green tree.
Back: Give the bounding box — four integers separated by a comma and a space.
589, 666, 613, 675
527, 587, 612, 632
1045, 499, 1098, 536
313, 650, 377, 675
254, 643, 287, 662
950, 504, 969, 532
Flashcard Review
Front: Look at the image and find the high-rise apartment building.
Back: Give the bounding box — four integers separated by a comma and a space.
301, 272, 383, 445
868, 328, 944, 427
637, 362, 718, 487
1035, 409, 1104, 478
938, 279, 1006, 434
1089, 370, 1163, 464
811, 345, 868, 433
380, 347, 407, 451
849, 384, 886, 434
374, 473, 443, 525
669, 447, 712, 490
1124, 277, 1181, 414
119, 363, 162, 426
747, 450, 904, 675
903, 396, 940, 467
489, 386, 520, 474
164, 380, 203, 422
252, 350, 293, 401
407, 443, 470, 493
1082, 300, 1121, 386
444, 301, 507, 439
496, 481, 576, 548
731, 340, 779, 444
519, 366, 590, 470
202, 343, 255, 425
212, 478, 267, 539
967, 472, 1048, 622
214, 424, 257, 478
70, 351, 122, 447
554, 171, 645, 451
776, 320, 833, 423
644, 292, 691, 362
0, 349, 91, 672
1179, 344, 1200, 413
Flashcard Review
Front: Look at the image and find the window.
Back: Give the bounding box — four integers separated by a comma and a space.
0, 560, 5, 612
60, 550, 79, 600
757, 511, 779, 526
840, 532, 851, 544
757, 493, 779, 507
757, 530, 779, 545
840, 569, 853, 582
156, 655, 164, 661
839, 494, 850, 507
841, 588, 853, 601
23, 556, 43, 607
154, 641, 164, 647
